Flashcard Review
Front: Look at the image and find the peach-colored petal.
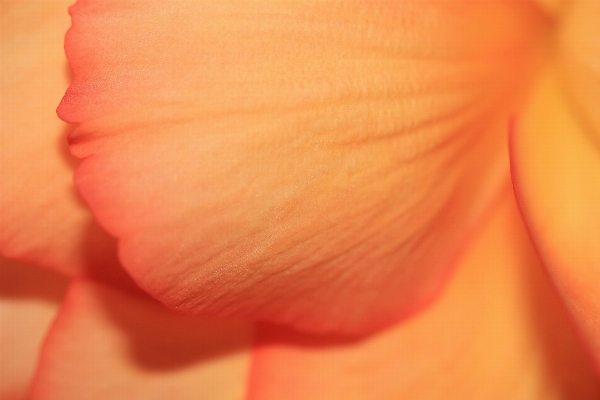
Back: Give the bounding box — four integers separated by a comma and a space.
0, 258, 68, 400
60, 0, 547, 335
0, 0, 130, 286
30, 279, 253, 400
248, 192, 600, 400
510, 67, 600, 372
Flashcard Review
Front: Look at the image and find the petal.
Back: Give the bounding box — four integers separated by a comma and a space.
559, 0, 600, 143
248, 193, 600, 400
0, 0, 130, 286
60, 0, 547, 334
510, 68, 600, 370
0, 258, 68, 400
30, 279, 253, 400
531, 0, 570, 16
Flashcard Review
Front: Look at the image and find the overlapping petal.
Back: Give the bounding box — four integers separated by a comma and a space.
511, 2, 600, 369
510, 65, 600, 372
248, 193, 600, 399
0, 0, 128, 286
0, 258, 67, 400
59, 0, 548, 335
30, 279, 253, 400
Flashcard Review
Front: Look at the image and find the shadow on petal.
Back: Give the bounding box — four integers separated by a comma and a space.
31, 279, 253, 400
0, 258, 68, 400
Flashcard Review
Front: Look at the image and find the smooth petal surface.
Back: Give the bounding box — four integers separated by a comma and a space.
248, 192, 600, 400
30, 279, 253, 400
560, 0, 600, 144
532, 0, 570, 16
60, 0, 546, 334
0, 1, 130, 286
510, 67, 600, 371
0, 258, 67, 400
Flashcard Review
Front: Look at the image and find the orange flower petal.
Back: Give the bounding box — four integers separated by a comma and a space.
0, 258, 67, 400
510, 66, 600, 373
532, 0, 570, 16
559, 0, 600, 144
0, 1, 129, 286
30, 279, 253, 400
60, 0, 546, 334
248, 192, 600, 399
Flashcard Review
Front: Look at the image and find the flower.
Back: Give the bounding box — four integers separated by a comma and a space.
0, 0, 599, 398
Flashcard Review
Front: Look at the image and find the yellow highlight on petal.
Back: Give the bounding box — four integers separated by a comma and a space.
559, 0, 600, 146
512, 68, 600, 370
518, 68, 600, 281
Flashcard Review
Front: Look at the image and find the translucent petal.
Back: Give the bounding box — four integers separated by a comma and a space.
60, 0, 547, 334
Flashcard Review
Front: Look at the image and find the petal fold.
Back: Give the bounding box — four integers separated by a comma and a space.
61, 0, 547, 334
510, 68, 600, 372
0, 0, 128, 286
